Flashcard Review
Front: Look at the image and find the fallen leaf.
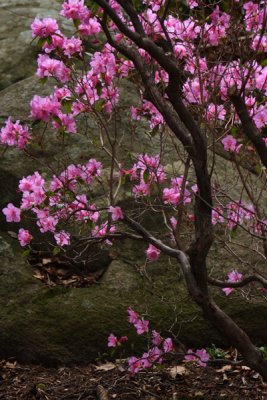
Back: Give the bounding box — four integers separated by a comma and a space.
216, 365, 232, 373
33, 272, 43, 280
169, 365, 187, 379
5, 362, 17, 369
42, 258, 52, 265
194, 391, 204, 396
95, 363, 116, 371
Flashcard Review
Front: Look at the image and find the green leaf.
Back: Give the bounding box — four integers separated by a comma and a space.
95, 99, 105, 111
53, 247, 61, 255
73, 18, 81, 29
261, 59, 267, 67
255, 163, 262, 175
37, 37, 47, 48
36, 383, 46, 390
86, 1, 99, 14
231, 126, 237, 136
21, 249, 31, 258
61, 99, 73, 114
143, 169, 150, 183
39, 77, 48, 85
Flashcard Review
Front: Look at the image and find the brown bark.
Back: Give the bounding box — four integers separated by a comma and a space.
94, 0, 267, 381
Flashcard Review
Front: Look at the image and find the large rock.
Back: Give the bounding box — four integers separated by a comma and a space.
0, 231, 266, 365
0, 0, 73, 90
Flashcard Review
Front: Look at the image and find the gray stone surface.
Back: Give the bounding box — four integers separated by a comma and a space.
0, 0, 73, 90
0, 231, 266, 365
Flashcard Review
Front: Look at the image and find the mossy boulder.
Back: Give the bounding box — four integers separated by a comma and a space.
0, 231, 266, 365
0, 0, 74, 90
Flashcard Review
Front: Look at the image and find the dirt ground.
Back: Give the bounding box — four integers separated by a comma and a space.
0, 357, 267, 400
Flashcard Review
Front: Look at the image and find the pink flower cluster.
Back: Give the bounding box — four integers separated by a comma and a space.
107, 333, 128, 348
130, 154, 165, 197
145, 244, 161, 262
18, 228, 32, 247
222, 270, 243, 296
31, 18, 59, 38
126, 308, 173, 374
184, 348, 210, 367
36, 54, 70, 83
0, 118, 30, 149
221, 135, 242, 154
163, 176, 192, 206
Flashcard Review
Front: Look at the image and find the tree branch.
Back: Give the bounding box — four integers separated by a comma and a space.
231, 95, 267, 169
208, 274, 267, 289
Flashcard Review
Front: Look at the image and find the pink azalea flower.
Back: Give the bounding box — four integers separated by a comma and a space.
145, 244, 160, 261
222, 287, 233, 296
128, 356, 142, 374
0, 118, 30, 149
3, 203, 21, 223
221, 135, 242, 154
228, 270, 243, 282
79, 18, 101, 35
54, 231, 70, 246
18, 229, 32, 246
36, 54, 70, 83
185, 348, 210, 367
108, 206, 124, 221
134, 318, 149, 335
128, 307, 139, 324
31, 17, 59, 38
152, 330, 162, 346
107, 333, 118, 347
60, 0, 89, 20
62, 37, 82, 58
163, 338, 173, 353
222, 270, 243, 296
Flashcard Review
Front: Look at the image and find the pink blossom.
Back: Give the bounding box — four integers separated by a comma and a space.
107, 333, 118, 348
3, 203, 21, 223
128, 356, 143, 374
52, 113, 77, 133
152, 330, 162, 346
31, 17, 59, 38
54, 231, 70, 246
228, 270, 243, 282
79, 18, 101, 35
36, 54, 70, 83
207, 103, 226, 121
212, 208, 224, 225
37, 214, 58, 233
108, 206, 123, 221
128, 308, 139, 324
30, 95, 60, 122
134, 318, 149, 335
60, 0, 89, 20
146, 346, 162, 364
188, 0, 198, 8
145, 244, 160, 262
222, 287, 233, 296
222, 270, 243, 296
18, 229, 32, 247
185, 348, 210, 367
163, 338, 173, 353
221, 135, 242, 153
0, 118, 30, 149
62, 37, 82, 58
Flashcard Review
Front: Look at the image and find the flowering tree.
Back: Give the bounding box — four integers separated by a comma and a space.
1, 0, 267, 379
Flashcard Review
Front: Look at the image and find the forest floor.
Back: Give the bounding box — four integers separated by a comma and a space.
0, 357, 267, 399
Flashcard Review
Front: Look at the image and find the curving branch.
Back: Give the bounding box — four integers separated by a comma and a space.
208, 274, 267, 289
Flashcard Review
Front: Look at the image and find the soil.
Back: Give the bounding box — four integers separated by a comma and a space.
0, 357, 266, 399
